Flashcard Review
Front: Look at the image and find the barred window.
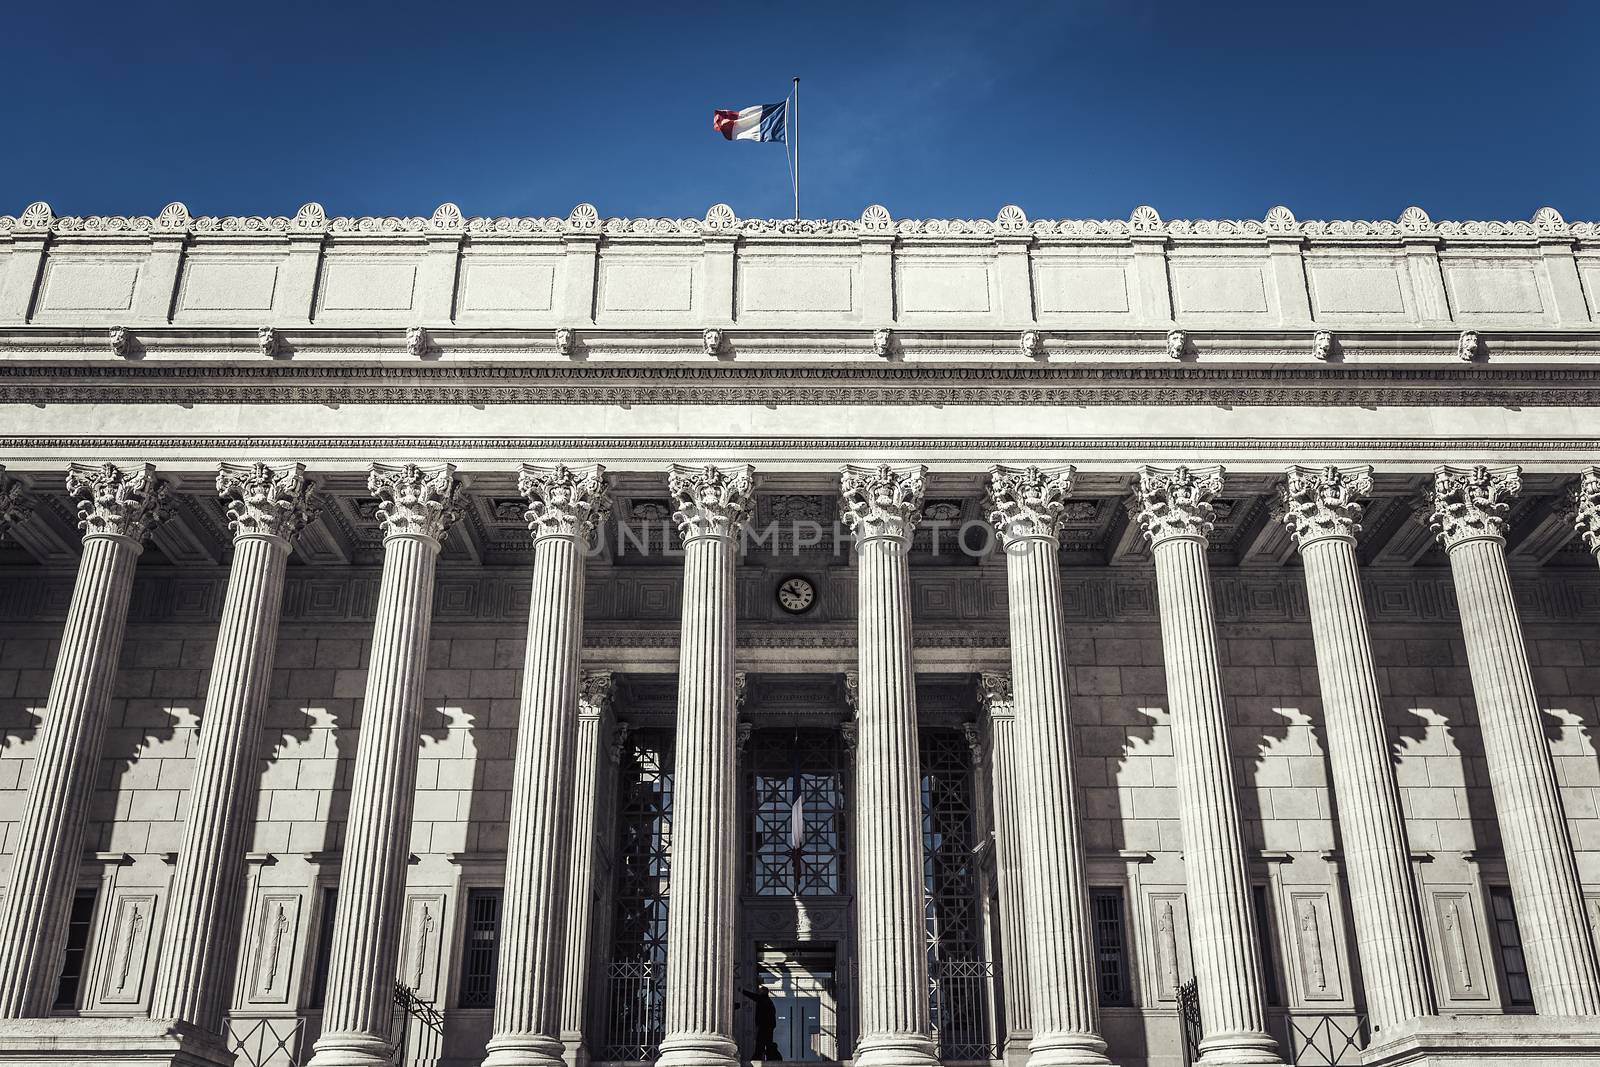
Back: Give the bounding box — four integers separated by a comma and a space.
306, 887, 337, 1009
1489, 886, 1534, 1008
1091, 887, 1131, 1007
459, 888, 503, 1008
52, 888, 97, 1011
747, 727, 846, 896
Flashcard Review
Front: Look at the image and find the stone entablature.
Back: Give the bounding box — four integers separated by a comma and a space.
3, 202, 1599, 341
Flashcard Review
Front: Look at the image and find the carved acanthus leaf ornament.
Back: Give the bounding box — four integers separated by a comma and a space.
217, 462, 318, 542
976, 671, 1014, 717
840, 463, 926, 541
579, 670, 615, 716
0, 473, 32, 541
368, 462, 465, 543
519, 462, 611, 539
1573, 468, 1600, 555
1135, 465, 1225, 545
986, 464, 1076, 542
66, 462, 171, 544
1279, 465, 1372, 546
667, 463, 755, 539
1426, 464, 1521, 548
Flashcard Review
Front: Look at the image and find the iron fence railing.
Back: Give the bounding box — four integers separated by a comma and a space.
929, 958, 998, 1061
388, 981, 445, 1066
227, 1016, 304, 1067
602, 959, 667, 1061
1176, 978, 1203, 1067
1175, 980, 1368, 1067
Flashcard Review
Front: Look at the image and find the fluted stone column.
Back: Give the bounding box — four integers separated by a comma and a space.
307, 463, 464, 1067
987, 465, 1112, 1067
150, 463, 317, 1040
977, 674, 1033, 1065
560, 671, 617, 1067
1135, 466, 1282, 1067
655, 464, 755, 1067
841, 463, 939, 1067
487, 464, 612, 1067
1428, 464, 1600, 1016
1279, 466, 1435, 1036
0, 463, 169, 1018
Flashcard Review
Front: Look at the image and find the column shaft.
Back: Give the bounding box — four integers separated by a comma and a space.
0, 534, 141, 1016
150, 534, 291, 1031
1450, 537, 1600, 1014
985, 707, 1033, 1055
1299, 536, 1435, 1032
559, 689, 612, 1067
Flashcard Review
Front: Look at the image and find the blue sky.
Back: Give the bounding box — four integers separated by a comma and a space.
6, 0, 1595, 223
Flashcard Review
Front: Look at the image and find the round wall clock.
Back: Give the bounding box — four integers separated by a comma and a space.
776, 575, 816, 615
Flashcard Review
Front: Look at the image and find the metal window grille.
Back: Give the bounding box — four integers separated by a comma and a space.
1177, 978, 1203, 1067
604, 729, 674, 1060
1489, 886, 1534, 1007
920, 727, 997, 1060
458, 888, 503, 1009
1251, 884, 1283, 1008
306, 887, 337, 1009
747, 727, 846, 897
1090, 887, 1130, 1007
51, 888, 97, 1011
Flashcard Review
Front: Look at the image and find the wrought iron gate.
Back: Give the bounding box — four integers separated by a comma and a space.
1176, 978, 1203, 1067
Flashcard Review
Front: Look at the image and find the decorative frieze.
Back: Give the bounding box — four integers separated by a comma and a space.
66, 462, 170, 543
216, 462, 317, 542
1134, 464, 1224, 544
1279, 465, 1372, 546
1426, 464, 1521, 548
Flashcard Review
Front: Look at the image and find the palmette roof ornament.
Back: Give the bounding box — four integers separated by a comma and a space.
216, 462, 318, 543
667, 463, 756, 539
976, 671, 1014, 716
1279, 465, 1372, 546
859, 205, 893, 235
368, 462, 465, 543
840, 463, 927, 542
1135, 464, 1225, 545
0, 471, 33, 541
66, 462, 171, 544
986, 464, 1077, 542
996, 205, 1029, 235
703, 203, 737, 233
1571, 468, 1600, 555
518, 462, 611, 540
428, 203, 464, 234
1426, 464, 1521, 549
579, 670, 615, 717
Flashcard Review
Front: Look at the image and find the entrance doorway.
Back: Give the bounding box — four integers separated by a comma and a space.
754, 944, 837, 1061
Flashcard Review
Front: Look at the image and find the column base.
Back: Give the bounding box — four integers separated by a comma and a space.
1362, 1014, 1600, 1066
0, 1017, 233, 1067
1026, 1030, 1118, 1067
303, 1029, 393, 1067
559, 1030, 590, 1067
853, 1032, 941, 1067
654, 1031, 739, 1067
1002, 1030, 1035, 1067
1196, 1028, 1285, 1067
483, 1032, 568, 1067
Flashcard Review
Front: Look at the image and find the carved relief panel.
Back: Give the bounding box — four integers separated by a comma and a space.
244, 893, 305, 1006
400, 892, 447, 1001
1143, 890, 1193, 1004
1284, 890, 1346, 1004
1427, 889, 1493, 1004
91, 888, 162, 1009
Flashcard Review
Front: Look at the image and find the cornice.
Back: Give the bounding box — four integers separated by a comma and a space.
3, 201, 1594, 244
2, 363, 1600, 406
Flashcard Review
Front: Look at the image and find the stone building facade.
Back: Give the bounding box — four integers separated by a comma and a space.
0, 199, 1598, 1067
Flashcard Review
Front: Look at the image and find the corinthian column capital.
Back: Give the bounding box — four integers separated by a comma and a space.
368, 462, 465, 544
66, 461, 171, 544
1572, 467, 1600, 554
217, 462, 318, 543
579, 669, 615, 718
841, 462, 926, 542
667, 463, 755, 540
0, 472, 33, 541
519, 463, 611, 540
1135, 464, 1224, 546
976, 670, 1014, 718
1280, 464, 1373, 547
986, 464, 1076, 543
1426, 463, 1520, 549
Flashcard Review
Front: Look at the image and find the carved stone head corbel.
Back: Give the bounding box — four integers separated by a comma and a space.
1458, 330, 1482, 362
108, 326, 131, 359
555, 328, 576, 357
702, 328, 725, 357
1019, 330, 1044, 360
1166, 329, 1188, 360
1312, 330, 1335, 362
406, 325, 429, 359
257, 326, 281, 359
872, 327, 894, 359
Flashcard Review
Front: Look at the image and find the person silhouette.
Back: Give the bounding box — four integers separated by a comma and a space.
740, 986, 779, 1060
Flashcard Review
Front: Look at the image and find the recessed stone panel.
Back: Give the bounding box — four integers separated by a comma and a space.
178, 260, 279, 312
739, 262, 854, 313
319, 260, 418, 312
1308, 265, 1408, 315
1171, 265, 1269, 314
599, 260, 696, 313
1035, 263, 1131, 313
1446, 263, 1545, 315
459, 260, 557, 312
898, 262, 992, 314
39, 259, 141, 311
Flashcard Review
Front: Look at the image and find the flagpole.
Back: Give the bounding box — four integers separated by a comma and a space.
791, 76, 799, 220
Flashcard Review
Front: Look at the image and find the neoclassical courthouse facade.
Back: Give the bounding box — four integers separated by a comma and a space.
0, 198, 1599, 1067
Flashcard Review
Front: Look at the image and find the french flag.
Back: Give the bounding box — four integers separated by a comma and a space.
713, 100, 787, 143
